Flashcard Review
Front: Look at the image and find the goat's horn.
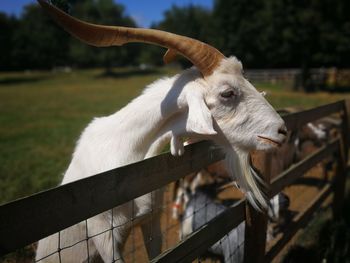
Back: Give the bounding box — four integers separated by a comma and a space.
37, 0, 225, 76
163, 49, 179, 64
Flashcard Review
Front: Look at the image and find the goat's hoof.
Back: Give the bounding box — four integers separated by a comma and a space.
171, 136, 184, 156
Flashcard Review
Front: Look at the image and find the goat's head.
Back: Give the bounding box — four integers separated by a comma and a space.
202, 58, 287, 151
38, 0, 287, 209
170, 58, 287, 209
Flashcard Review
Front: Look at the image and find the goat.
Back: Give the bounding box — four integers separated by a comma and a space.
297, 116, 340, 158
180, 185, 289, 263
278, 107, 340, 157
172, 159, 230, 219
180, 187, 290, 263
297, 116, 340, 182
35, 1, 287, 262
279, 107, 341, 181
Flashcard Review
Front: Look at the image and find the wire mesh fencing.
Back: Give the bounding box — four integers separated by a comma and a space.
32, 183, 178, 262
32, 172, 248, 263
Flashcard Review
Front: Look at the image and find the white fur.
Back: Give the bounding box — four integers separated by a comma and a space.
36, 57, 286, 262
307, 123, 326, 140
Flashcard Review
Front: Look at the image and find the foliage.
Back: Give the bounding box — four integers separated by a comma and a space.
10, 4, 70, 70
158, 4, 214, 68
212, 0, 350, 69
1, 0, 349, 71
212, 0, 265, 67
137, 4, 214, 67
0, 13, 17, 71
0, 0, 139, 71
68, 0, 140, 69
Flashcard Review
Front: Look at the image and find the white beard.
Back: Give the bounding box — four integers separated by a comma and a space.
224, 146, 268, 210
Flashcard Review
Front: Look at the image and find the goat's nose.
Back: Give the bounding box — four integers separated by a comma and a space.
278, 125, 288, 136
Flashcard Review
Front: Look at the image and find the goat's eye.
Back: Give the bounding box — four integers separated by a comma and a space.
220, 90, 236, 99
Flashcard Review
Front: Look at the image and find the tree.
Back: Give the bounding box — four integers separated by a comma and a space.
260, 0, 350, 89
0, 13, 17, 70
9, 0, 139, 70
212, 0, 265, 68
68, 0, 140, 70
4, 0, 350, 73
11, 3, 70, 69
139, 5, 214, 68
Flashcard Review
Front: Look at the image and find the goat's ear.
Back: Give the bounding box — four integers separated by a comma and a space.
186, 92, 217, 135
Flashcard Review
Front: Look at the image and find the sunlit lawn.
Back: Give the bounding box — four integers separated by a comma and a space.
0, 68, 349, 205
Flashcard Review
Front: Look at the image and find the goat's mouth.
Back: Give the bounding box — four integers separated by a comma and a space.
257, 136, 282, 147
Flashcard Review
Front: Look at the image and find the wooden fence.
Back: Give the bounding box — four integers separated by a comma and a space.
0, 100, 349, 262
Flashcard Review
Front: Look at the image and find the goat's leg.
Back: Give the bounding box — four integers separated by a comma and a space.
88, 211, 130, 263
137, 190, 163, 260
90, 229, 126, 263
36, 222, 91, 263
140, 212, 162, 259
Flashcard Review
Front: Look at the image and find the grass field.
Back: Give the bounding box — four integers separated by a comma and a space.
0, 67, 349, 205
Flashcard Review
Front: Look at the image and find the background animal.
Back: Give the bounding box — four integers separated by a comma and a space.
278, 107, 341, 181
172, 159, 230, 219
180, 186, 290, 263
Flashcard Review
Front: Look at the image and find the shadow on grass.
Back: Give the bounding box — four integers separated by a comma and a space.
0, 76, 46, 86
320, 85, 350, 93
95, 68, 161, 79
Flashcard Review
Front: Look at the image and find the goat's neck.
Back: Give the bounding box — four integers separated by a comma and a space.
64, 69, 200, 183
107, 72, 195, 162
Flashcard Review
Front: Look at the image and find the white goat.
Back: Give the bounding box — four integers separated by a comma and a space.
180, 188, 290, 263
35, 1, 287, 262
172, 160, 230, 219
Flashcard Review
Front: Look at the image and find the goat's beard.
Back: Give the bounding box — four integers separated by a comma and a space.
224, 146, 268, 211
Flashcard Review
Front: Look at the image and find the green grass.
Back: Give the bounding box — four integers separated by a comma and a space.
256, 81, 349, 109
0, 69, 349, 205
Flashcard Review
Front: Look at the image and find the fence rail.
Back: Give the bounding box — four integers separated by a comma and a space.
0, 99, 349, 262
270, 137, 340, 197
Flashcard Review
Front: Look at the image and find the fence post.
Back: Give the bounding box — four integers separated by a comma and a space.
332, 100, 350, 219
244, 151, 271, 263
342, 99, 350, 160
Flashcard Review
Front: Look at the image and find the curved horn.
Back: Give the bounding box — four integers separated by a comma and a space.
37, 0, 225, 76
